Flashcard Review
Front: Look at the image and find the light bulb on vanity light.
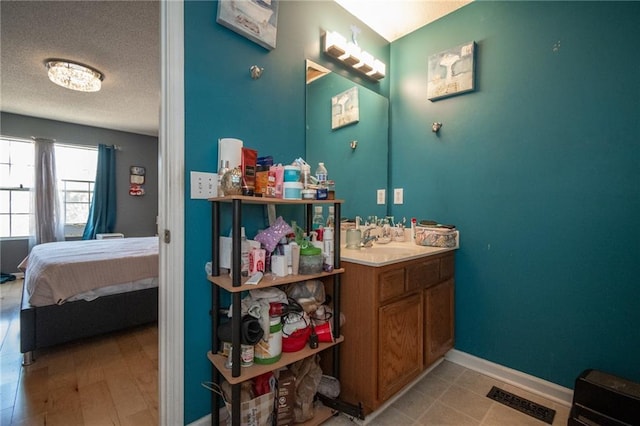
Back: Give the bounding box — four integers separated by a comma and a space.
367, 59, 386, 80
324, 31, 347, 57
340, 42, 362, 66
354, 51, 374, 73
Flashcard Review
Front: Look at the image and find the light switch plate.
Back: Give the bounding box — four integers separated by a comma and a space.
394, 188, 404, 204
190, 171, 217, 199
377, 189, 386, 205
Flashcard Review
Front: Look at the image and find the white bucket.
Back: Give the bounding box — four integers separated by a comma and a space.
254, 317, 282, 364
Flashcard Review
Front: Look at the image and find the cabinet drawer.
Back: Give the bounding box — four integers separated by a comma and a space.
440, 254, 455, 280
379, 268, 406, 303
407, 258, 440, 290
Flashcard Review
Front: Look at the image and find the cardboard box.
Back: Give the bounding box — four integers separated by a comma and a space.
276, 369, 296, 426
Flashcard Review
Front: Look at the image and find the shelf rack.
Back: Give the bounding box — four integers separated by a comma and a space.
209, 195, 343, 426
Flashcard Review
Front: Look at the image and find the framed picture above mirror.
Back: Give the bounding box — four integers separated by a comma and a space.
216, 0, 279, 50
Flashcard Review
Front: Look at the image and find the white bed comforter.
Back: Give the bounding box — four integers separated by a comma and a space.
23, 237, 159, 306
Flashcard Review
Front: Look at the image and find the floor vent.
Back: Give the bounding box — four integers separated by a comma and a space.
487, 386, 556, 424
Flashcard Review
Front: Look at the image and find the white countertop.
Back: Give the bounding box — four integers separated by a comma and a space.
339, 240, 457, 267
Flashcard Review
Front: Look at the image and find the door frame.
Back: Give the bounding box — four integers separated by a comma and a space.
159, 1, 184, 424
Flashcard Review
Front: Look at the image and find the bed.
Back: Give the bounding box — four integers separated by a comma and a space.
19, 236, 159, 365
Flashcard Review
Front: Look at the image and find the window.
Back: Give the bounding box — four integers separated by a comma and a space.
0, 137, 97, 238
0, 138, 34, 237
56, 145, 98, 237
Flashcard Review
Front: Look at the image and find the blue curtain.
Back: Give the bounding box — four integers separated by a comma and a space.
82, 144, 117, 239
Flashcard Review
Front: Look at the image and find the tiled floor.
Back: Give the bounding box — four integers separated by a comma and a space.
323, 360, 570, 426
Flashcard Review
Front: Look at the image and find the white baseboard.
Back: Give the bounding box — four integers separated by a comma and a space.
445, 349, 573, 407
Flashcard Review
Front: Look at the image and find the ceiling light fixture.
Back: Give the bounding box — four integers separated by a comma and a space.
45, 60, 104, 92
322, 30, 386, 81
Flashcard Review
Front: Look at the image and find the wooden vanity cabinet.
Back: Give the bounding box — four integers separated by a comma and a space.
378, 291, 423, 401
424, 278, 454, 366
339, 251, 455, 415
424, 253, 455, 366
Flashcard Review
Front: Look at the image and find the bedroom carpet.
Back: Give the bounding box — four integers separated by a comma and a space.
0, 279, 158, 426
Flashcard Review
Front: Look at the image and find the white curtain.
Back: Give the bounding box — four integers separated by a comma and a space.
32, 137, 64, 245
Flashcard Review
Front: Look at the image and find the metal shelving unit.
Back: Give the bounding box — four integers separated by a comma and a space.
208, 195, 343, 425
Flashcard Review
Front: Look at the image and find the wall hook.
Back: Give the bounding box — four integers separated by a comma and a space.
432, 122, 443, 133
250, 65, 264, 80
350, 140, 358, 150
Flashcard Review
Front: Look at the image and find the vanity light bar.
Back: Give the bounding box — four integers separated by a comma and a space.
323, 30, 386, 81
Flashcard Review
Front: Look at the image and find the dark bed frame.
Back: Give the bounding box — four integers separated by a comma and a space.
20, 283, 158, 365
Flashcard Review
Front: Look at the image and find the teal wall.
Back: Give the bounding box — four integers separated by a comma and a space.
183, 1, 388, 422
390, 1, 640, 389
185, 1, 640, 422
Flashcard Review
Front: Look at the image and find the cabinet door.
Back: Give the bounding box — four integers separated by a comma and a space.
424, 279, 455, 367
378, 292, 423, 401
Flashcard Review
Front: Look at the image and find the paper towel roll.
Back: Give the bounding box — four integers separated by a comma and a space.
218, 138, 243, 169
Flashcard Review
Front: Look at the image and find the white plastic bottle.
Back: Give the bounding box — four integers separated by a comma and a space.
315, 162, 328, 187
240, 227, 250, 277
323, 227, 334, 268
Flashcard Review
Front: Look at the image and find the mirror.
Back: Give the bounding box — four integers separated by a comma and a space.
305, 60, 389, 219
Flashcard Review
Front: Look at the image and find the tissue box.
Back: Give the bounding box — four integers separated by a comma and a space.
414, 227, 459, 248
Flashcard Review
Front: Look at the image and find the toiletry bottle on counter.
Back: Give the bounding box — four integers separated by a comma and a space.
411, 218, 417, 241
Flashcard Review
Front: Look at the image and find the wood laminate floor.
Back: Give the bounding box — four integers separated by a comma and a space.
0, 279, 158, 425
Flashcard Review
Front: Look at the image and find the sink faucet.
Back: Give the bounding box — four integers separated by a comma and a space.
361, 225, 378, 247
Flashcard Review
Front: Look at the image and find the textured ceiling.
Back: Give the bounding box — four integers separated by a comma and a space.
0, 1, 160, 137
0, 1, 468, 138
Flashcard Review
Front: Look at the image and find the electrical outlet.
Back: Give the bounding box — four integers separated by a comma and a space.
377, 189, 386, 205
394, 188, 404, 204
190, 171, 217, 199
